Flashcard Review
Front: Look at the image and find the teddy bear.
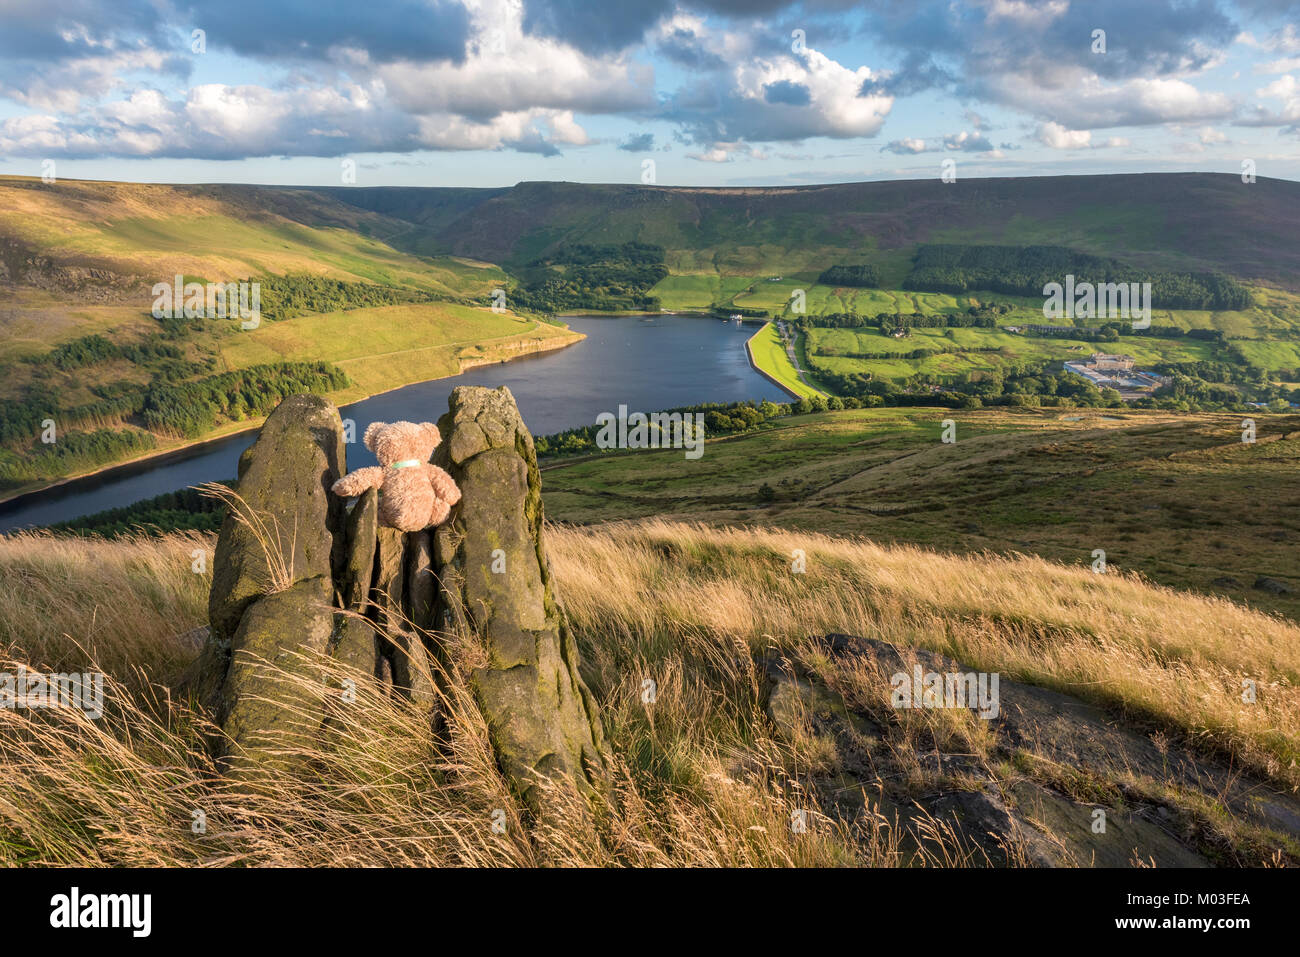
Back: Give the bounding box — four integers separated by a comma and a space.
331, 420, 462, 532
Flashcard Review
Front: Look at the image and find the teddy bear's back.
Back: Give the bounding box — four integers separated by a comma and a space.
378, 468, 437, 532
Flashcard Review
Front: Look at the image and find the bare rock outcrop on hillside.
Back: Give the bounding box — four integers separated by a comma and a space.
429, 386, 607, 809
193, 387, 606, 806
763, 634, 1300, 867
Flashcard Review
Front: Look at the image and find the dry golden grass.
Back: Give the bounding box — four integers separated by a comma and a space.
0, 530, 210, 685
549, 520, 1300, 791
0, 633, 904, 867
0, 519, 1295, 866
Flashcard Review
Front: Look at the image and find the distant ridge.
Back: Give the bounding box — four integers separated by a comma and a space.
1, 172, 1297, 291
307, 172, 1300, 290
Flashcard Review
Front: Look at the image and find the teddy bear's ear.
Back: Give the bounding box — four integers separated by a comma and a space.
419, 422, 441, 447
363, 421, 385, 452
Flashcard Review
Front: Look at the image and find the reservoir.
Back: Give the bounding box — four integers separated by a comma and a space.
0, 315, 790, 531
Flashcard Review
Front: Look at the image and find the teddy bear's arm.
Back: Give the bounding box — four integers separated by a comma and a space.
424, 463, 462, 506
331, 466, 386, 498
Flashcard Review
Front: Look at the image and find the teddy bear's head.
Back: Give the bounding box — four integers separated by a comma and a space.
362, 420, 441, 466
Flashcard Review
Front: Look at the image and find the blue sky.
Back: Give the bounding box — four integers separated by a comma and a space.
0, 0, 1297, 187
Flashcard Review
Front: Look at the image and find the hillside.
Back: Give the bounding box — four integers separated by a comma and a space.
311, 174, 1300, 405
315, 173, 1300, 290
541, 406, 1300, 621
0, 177, 504, 300
1, 518, 1296, 866
0, 176, 577, 495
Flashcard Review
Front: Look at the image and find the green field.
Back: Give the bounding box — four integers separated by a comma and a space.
652, 274, 755, 311
805, 325, 1217, 383
541, 405, 1300, 621
655, 270, 1300, 398
745, 322, 822, 399
651, 274, 988, 317
219, 303, 578, 400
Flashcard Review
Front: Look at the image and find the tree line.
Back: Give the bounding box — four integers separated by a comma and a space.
817, 264, 880, 288
142, 362, 351, 437
0, 428, 157, 489
795, 304, 1009, 331
905, 244, 1252, 311
511, 242, 668, 313
255, 273, 438, 321
48, 485, 228, 537
40, 334, 183, 370
534, 400, 787, 456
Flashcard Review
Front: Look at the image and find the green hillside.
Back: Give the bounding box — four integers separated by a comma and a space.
0, 176, 574, 495
317, 173, 1300, 291
312, 174, 1300, 397
541, 406, 1300, 622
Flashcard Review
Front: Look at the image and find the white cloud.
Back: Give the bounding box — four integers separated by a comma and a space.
888, 137, 926, 153
1257, 74, 1297, 100
1239, 24, 1300, 55
1243, 73, 1300, 127
380, 0, 653, 120
997, 72, 1235, 129
721, 47, 893, 140
1036, 122, 1092, 149
688, 146, 735, 163
1035, 122, 1135, 150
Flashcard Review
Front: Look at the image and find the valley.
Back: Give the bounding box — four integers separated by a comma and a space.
2, 171, 1298, 874
2, 171, 1298, 526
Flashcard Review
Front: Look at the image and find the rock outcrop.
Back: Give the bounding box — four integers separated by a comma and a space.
763, 634, 1300, 867
195, 387, 606, 808
430, 386, 607, 809
194, 393, 346, 771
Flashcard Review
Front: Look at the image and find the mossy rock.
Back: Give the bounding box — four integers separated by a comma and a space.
220, 575, 335, 774
200, 394, 346, 713
340, 487, 378, 611
433, 386, 606, 811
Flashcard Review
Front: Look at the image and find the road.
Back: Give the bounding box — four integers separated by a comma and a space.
776, 320, 825, 395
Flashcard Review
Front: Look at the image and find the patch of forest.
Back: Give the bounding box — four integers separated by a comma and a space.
510, 242, 668, 313
906, 244, 1252, 311
0, 362, 351, 489
254, 272, 443, 321
817, 264, 880, 288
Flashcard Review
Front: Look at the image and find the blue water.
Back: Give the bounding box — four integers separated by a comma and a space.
0, 315, 789, 530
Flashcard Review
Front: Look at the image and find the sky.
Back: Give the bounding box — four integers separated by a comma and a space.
0, 0, 1297, 188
